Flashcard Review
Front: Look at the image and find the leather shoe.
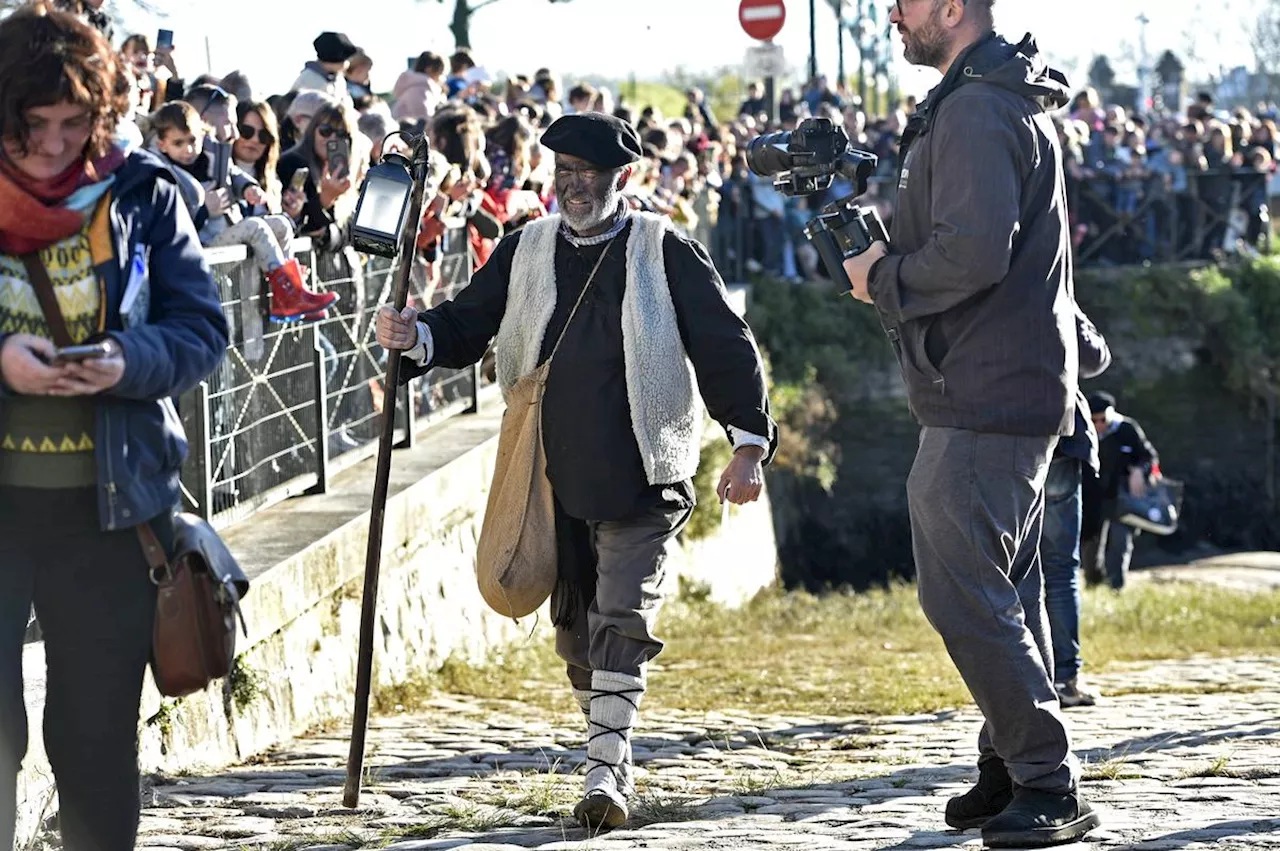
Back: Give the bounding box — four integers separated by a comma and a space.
982, 786, 1101, 848
944, 759, 1013, 830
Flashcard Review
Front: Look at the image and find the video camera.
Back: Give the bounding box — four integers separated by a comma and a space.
745, 117, 888, 291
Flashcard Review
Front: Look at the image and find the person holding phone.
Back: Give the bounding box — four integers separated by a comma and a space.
234, 100, 304, 221
277, 101, 362, 254
0, 8, 229, 848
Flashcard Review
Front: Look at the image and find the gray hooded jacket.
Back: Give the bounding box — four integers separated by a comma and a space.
869, 33, 1078, 437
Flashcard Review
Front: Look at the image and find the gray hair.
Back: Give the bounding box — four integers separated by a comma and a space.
287, 90, 341, 124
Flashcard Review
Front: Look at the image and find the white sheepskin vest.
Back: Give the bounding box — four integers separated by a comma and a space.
495, 212, 702, 486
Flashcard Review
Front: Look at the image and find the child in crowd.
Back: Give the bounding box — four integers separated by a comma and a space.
150, 101, 337, 321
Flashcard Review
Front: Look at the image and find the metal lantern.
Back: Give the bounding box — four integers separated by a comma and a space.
350, 152, 415, 258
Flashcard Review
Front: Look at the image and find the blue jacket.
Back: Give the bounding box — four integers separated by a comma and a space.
0, 150, 230, 531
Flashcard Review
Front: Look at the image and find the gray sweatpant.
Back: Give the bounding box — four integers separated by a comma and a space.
555, 505, 692, 691
907, 427, 1079, 793
206, 215, 294, 274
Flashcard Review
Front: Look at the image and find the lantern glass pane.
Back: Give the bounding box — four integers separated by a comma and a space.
355, 176, 408, 237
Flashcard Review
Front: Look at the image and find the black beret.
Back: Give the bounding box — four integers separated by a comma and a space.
314, 32, 358, 64
540, 112, 643, 169
1087, 391, 1116, 413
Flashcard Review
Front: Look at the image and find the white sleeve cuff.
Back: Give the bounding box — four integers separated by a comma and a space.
728, 426, 769, 452
404, 320, 433, 366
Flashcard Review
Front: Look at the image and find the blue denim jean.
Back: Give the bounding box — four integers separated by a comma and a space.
1042, 456, 1083, 683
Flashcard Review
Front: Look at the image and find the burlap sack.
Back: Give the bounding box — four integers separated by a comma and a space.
475, 362, 556, 618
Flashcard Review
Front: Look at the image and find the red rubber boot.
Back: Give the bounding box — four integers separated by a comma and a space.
267, 259, 338, 323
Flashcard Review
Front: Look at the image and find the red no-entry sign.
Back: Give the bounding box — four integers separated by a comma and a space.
739, 0, 786, 41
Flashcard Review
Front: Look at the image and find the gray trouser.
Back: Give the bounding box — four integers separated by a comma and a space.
206, 215, 293, 274
907, 427, 1079, 793
555, 505, 692, 692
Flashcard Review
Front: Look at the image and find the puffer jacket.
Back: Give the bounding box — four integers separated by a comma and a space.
0, 150, 230, 530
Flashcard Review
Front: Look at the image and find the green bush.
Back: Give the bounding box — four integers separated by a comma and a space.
750, 261, 1280, 588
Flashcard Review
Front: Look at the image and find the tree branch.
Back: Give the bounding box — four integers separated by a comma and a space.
468, 0, 506, 12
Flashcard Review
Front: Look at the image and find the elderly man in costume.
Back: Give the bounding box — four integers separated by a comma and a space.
376, 113, 776, 830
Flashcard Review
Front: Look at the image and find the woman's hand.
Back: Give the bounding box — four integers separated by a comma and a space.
0, 335, 66, 395
242, 185, 265, 207
153, 46, 178, 76
319, 167, 352, 209
282, 187, 306, 219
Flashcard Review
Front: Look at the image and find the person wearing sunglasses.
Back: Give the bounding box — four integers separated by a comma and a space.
234, 100, 304, 222
278, 102, 362, 254
839, 1, 1100, 849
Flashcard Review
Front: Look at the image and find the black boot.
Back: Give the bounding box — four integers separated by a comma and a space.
982, 787, 1101, 848
945, 759, 1013, 830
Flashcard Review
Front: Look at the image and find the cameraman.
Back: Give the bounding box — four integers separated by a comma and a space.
842, 2, 1099, 848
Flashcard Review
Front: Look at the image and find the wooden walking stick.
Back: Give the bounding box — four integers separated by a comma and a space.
343, 133, 433, 808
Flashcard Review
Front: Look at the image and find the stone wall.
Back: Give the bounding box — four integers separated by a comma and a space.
16, 405, 778, 845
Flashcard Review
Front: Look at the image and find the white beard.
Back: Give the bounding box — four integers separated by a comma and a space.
561, 188, 621, 234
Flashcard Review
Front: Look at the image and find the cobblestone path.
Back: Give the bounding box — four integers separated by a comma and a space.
134, 657, 1280, 850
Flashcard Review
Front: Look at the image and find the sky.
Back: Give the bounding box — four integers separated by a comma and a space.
117, 0, 1256, 101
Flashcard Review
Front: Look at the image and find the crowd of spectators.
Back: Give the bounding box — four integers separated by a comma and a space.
55, 0, 1280, 303
1061, 88, 1276, 264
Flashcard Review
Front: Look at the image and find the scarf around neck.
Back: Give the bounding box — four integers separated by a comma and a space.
0, 147, 125, 257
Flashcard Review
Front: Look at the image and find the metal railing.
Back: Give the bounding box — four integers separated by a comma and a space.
181, 227, 487, 530
707, 165, 1273, 276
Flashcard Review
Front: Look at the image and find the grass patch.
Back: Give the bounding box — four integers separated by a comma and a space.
629, 791, 704, 826
476, 769, 580, 818
1103, 683, 1264, 697
1082, 756, 1143, 782
370, 582, 1280, 719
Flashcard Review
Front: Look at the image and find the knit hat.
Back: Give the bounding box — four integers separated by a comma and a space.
1087, 391, 1116, 414
313, 32, 358, 64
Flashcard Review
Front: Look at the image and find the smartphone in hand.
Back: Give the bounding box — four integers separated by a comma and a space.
53, 343, 112, 365
326, 137, 351, 181
290, 167, 310, 193
156, 29, 174, 50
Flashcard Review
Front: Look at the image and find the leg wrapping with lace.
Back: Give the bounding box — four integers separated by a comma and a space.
584, 670, 645, 806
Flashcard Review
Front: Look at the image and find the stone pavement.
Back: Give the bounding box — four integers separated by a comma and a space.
116, 655, 1280, 851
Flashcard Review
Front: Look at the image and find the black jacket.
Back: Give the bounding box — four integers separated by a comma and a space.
1098, 418, 1158, 499
869, 33, 1077, 437
400, 223, 777, 522
277, 151, 347, 252
1057, 306, 1111, 472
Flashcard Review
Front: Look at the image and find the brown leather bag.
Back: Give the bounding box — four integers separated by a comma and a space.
20, 252, 250, 698
138, 516, 249, 697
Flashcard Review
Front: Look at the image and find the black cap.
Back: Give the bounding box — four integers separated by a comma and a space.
540, 112, 643, 169
314, 32, 358, 64
1087, 391, 1116, 414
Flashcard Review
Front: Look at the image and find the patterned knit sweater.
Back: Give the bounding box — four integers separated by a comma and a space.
0, 220, 103, 488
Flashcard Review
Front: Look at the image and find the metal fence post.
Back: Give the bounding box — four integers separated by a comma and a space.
180, 381, 214, 521
309, 324, 331, 496
467, 362, 482, 414
397, 377, 416, 449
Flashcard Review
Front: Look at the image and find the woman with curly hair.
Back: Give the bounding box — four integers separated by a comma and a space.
0, 6, 229, 848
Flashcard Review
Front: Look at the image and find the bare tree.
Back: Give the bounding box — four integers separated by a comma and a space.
1250, 0, 1280, 99
424, 0, 577, 51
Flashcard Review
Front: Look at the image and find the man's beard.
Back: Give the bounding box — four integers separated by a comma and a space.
900, 11, 951, 68
560, 185, 620, 233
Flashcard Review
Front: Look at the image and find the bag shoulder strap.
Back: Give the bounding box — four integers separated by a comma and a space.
137, 522, 169, 577
546, 236, 615, 367
19, 253, 74, 348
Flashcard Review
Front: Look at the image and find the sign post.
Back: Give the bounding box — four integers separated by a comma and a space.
739, 0, 787, 123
